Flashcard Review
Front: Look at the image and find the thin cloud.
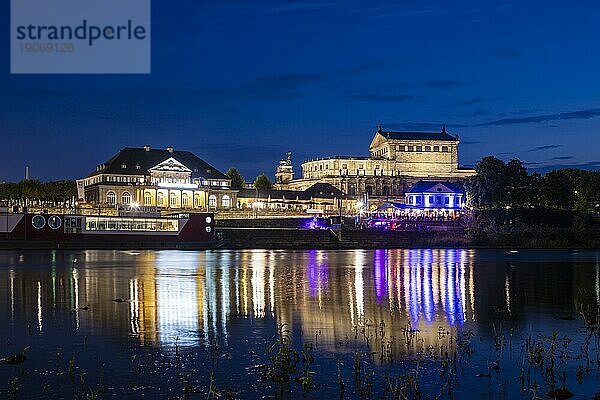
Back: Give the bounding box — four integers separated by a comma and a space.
459, 98, 487, 106
527, 144, 563, 152
551, 156, 574, 160
477, 108, 600, 126
425, 80, 471, 89
529, 161, 600, 173
523, 161, 544, 166
349, 94, 415, 103
383, 122, 466, 131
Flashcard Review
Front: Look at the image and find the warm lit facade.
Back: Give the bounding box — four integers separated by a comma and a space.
284, 127, 475, 198
79, 146, 237, 210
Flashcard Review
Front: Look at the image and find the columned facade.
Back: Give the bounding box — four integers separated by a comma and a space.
80, 146, 237, 211
283, 128, 476, 201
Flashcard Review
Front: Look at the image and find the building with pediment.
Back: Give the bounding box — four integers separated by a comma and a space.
283, 127, 475, 199
79, 145, 237, 210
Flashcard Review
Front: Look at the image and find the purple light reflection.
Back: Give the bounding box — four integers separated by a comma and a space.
373, 249, 388, 303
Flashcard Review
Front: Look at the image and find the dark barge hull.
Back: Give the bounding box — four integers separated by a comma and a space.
0, 212, 220, 250
0, 239, 224, 250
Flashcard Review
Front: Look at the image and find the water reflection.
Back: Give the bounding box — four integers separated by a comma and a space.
0, 249, 598, 354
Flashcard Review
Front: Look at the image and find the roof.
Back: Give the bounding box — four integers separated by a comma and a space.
378, 129, 458, 142
406, 181, 464, 194
87, 147, 228, 180
304, 156, 372, 162
238, 183, 348, 201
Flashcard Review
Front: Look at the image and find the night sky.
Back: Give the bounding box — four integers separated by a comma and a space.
2, 0, 600, 182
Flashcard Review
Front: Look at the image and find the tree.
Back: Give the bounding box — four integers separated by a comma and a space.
225, 167, 245, 189
0, 180, 77, 201
504, 159, 530, 207
541, 169, 579, 209
465, 156, 544, 209
465, 156, 507, 209
573, 170, 600, 214
253, 174, 273, 190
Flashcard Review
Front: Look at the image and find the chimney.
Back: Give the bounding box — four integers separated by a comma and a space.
167, 146, 174, 153
144, 145, 151, 152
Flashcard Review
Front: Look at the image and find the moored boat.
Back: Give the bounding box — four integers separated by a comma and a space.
0, 209, 219, 250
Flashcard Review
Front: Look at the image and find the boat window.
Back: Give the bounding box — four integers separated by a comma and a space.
85, 217, 178, 232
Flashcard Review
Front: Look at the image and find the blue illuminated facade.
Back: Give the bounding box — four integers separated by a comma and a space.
405, 181, 465, 210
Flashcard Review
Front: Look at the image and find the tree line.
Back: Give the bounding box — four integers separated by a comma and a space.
0, 180, 77, 202
225, 167, 273, 190
465, 156, 600, 214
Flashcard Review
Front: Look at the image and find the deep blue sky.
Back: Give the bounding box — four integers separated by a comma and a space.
2, 0, 600, 182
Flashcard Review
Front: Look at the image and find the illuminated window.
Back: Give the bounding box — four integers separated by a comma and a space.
122, 192, 131, 204
170, 193, 178, 207
182, 193, 189, 207
208, 195, 217, 208
106, 191, 116, 204
194, 194, 202, 207
157, 192, 164, 206
144, 192, 152, 206
222, 195, 230, 208
121, 164, 127, 169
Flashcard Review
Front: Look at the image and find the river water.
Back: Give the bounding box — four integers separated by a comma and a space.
0, 249, 598, 399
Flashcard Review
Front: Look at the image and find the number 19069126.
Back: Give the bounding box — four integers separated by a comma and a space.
19, 42, 74, 53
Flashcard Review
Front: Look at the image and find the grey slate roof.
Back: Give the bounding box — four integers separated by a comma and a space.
237, 183, 348, 200
406, 181, 464, 194
379, 130, 458, 141
87, 147, 228, 180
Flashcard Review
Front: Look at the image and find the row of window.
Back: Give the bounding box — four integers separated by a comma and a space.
407, 195, 462, 206
396, 145, 449, 152
105, 176, 144, 183
106, 191, 232, 208
121, 164, 142, 170
86, 217, 179, 232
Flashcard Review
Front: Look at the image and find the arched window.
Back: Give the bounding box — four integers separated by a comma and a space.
208, 195, 217, 208
122, 192, 131, 205
182, 193, 189, 207
222, 195, 230, 208
157, 192, 164, 207
106, 191, 116, 204
170, 192, 178, 207
194, 194, 202, 208
144, 192, 152, 206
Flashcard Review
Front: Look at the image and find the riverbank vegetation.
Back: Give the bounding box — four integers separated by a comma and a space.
0, 180, 77, 202
464, 157, 600, 247
1, 310, 599, 399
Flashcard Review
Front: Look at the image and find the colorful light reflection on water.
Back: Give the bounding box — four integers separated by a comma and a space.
0, 249, 598, 399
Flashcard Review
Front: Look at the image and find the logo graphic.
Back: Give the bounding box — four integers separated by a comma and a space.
11, 0, 151, 74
